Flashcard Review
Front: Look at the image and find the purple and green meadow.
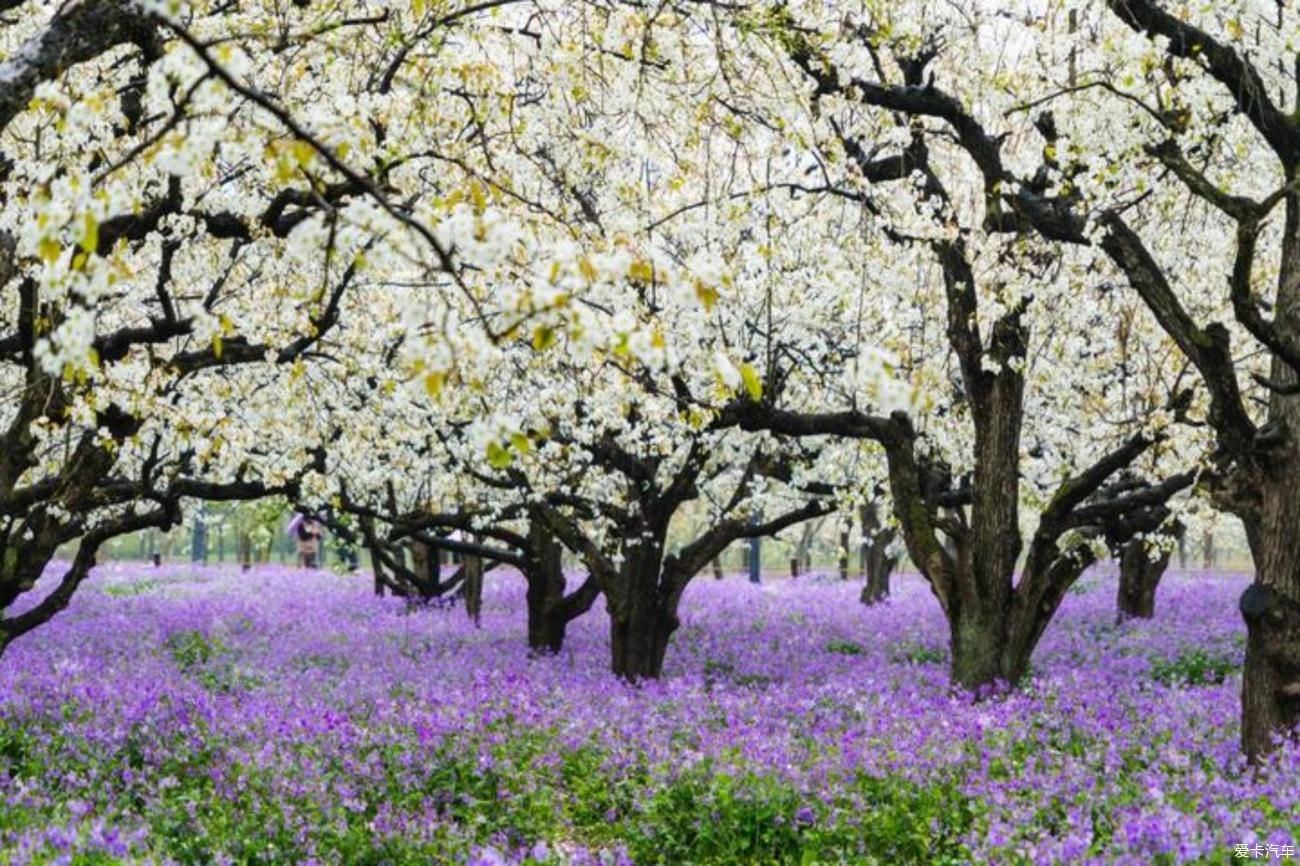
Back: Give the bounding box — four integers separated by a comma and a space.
1, 564, 1296, 865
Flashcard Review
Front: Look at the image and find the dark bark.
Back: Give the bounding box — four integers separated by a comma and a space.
0, 3, 158, 135
347, 503, 602, 652
190, 509, 208, 564
1117, 539, 1171, 620
1237, 454, 1300, 760
1, 505, 174, 661
538, 470, 832, 679
950, 604, 1013, 689
462, 543, 484, 627
359, 522, 472, 602
1238, 195, 1300, 757
410, 539, 434, 586
522, 519, 602, 654
608, 541, 678, 680
525, 520, 568, 653
1240, 581, 1300, 758
838, 524, 851, 580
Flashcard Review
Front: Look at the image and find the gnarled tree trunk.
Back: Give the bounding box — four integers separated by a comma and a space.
1240, 227, 1300, 755
608, 540, 677, 680
1238, 451, 1300, 756
536, 458, 830, 680
1117, 539, 1170, 620
520, 519, 603, 654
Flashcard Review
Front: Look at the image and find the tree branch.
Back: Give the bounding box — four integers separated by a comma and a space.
1105, 0, 1300, 164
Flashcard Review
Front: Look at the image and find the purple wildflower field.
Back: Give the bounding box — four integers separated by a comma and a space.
1, 563, 1297, 865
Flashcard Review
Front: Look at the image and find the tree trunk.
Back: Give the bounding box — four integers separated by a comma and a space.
409, 539, 434, 597
528, 601, 567, 653
1240, 575, 1300, 759
793, 517, 822, 576
838, 525, 851, 580
190, 508, 208, 564
860, 548, 895, 605
608, 542, 676, 680
1238, 462, 1300, 758
610, 598, 675, 680
949, 604, 1017, 690
2, 523, 159, 662
859, 503, 896, 605
1202, 529, 1216, 570
747, 523, 761, 584
1117, 539, 1169, 620
790, 556, 800, 577
711, 556, 723, 579
1239, 192, 1300, 759
463, 540, 484, 627
371, 544, 386, 596
526, 522, 568, 653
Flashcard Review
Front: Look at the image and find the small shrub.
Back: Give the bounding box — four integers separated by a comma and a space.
164, 629, 261, 693
890, 643, 946, 665
703, 659, 772, 689
825, 639, 865, 656
1150, 649, 1237, 685
165, 629, 223, 671
102, 579, 163, 597
733, 673, 774, 689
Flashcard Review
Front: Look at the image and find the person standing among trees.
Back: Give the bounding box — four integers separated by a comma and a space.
294, 515, 325, 569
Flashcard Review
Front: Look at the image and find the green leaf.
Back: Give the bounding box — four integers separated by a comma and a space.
79, 212, 99, 255
532, 326, 556, 351
739, 362, 763, 401
486, 441, 513, 469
